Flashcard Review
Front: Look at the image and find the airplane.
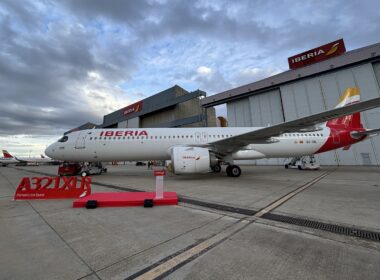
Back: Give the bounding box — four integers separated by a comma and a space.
45, 88, 380, 177
0, 150, 20, 166
1, 150, 59, 166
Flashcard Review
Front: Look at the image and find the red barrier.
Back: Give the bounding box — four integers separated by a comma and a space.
14, 176, 91, 200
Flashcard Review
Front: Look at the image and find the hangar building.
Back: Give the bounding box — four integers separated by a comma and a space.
102, 85, 216, 129
201, 40, 380, 166
65, 85, 216, 135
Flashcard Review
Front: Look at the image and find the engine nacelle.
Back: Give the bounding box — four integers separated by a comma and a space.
170, 147, 216, 174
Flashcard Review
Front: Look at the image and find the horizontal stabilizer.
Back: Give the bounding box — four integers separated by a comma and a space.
351, 128, 380, 138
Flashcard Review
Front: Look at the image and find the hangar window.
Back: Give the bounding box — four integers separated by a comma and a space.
58, 136, 68, 142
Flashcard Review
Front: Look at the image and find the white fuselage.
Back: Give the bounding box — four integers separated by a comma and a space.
45, 127, 331, 162
0, 157, 19, 165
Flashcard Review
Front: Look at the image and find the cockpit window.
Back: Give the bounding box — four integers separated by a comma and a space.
58, 136, 68, 142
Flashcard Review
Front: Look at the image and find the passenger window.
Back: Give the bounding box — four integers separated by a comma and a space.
89, 137, 93, 140
118, 137, 121, 140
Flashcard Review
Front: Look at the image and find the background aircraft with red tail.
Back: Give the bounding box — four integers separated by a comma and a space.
45, 88, 380, 177
1, 150, 58, 166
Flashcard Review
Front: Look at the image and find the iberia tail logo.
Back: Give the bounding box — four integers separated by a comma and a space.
325, 42, 340, 56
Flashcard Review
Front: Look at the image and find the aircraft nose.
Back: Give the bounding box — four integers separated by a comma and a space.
45, 144, 54, 158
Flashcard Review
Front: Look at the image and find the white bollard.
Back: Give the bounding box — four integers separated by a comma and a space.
154, 169, 165, 199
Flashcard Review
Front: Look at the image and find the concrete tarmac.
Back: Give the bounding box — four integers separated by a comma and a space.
1, 165, 380, 279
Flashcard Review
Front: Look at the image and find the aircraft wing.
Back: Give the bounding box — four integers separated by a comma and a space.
14, 157, 26, 162
208, 96, 380, 154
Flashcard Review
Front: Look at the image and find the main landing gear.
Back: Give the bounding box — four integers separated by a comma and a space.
212, 163, 241, 177
226, 165, 241, 177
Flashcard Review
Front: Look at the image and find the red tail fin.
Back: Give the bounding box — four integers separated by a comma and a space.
326, 88, 363, 130
2, 150, 14, 158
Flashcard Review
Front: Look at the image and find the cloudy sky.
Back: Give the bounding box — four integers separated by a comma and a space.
0, 0, 379, 156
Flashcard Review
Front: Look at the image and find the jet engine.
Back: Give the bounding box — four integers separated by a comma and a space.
170, 146, 219, 174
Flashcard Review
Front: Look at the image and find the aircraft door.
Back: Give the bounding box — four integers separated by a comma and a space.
195, 132, 208, 143
195, 132, 201, 143
202, 132, 208, 143
75, 131, 88, 149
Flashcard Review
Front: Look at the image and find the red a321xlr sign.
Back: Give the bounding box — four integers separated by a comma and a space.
288, 39, 346, 70
14, 176, 91, 200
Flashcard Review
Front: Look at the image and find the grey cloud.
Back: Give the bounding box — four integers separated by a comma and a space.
193, 69, 231, 94
1, 0, 379, 140
0, 1, 137, 136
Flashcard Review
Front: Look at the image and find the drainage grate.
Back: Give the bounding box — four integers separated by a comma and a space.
262, 213, 380, 242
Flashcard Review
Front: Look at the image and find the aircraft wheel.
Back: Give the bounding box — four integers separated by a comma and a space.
297, 165, 303, 170
285, 164, 289, 169
227, 165, 241, 177
81, 171, 88, 177
212, 165, 221, 173
226, 165, 232, 176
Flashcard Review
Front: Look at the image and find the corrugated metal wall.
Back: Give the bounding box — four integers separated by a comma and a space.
227, 62, 380, 165
227, 89, 284, 165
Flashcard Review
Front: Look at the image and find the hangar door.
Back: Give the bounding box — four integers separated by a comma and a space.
281, 63, 380, 166
227, 89, 284, 165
